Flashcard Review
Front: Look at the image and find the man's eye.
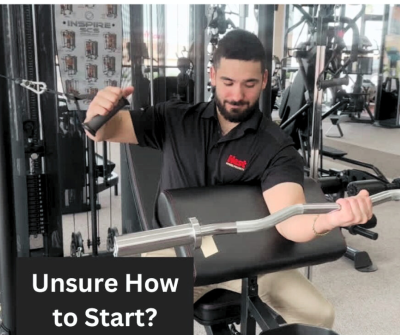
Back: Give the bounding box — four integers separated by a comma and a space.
224, 82, 233, 86
245, 84, 255, 88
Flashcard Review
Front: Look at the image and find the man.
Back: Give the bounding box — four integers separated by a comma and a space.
85, 29, 372, 328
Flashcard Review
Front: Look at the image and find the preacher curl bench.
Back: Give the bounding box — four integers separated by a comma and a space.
115, 178, 400, 335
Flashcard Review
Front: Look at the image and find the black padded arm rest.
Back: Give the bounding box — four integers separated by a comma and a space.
157, 178, 347, 286
322, 145, 347, 159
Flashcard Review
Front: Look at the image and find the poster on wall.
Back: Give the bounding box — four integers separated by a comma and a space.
55, 4, 123, 111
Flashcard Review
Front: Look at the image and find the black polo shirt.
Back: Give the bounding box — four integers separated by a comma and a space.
130, 99, 304, 199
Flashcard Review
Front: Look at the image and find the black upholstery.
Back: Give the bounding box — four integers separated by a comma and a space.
193, 289, 241, 325
322, 145, 347, 159
157, 178, 347, 286
278, 72, 308, 149
125, 144, 162, 231
278, 85, 291, 120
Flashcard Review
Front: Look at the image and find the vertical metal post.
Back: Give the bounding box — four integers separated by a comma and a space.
194, 5, 206, 103
374, 5, 391, 125
31, 4, 49, 255
31, 5, 44, 145
0, 4, 31, 260
149, 4, 154, 106
0, 5, 17, 332
103, 141, 108, 183
239, 5, 246, 29
258, 5, 275, 118
122, 5, 150, 234
340, 5, 346, 30
309, 50, 325, 181
156, 5, 165, 79
309, 7, 327, 180
282, 5, 290, 90
307, 5, 329, 281
0, 111, 16, 335
397, 90, 400, 126
36, 5, 64, 256
360, 6, 366, 36
129, 5, 147, 109
204, 5, 212, 101
87, 140, 98, 256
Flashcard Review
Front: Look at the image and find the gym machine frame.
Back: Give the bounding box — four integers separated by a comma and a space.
0, 5, 122, 334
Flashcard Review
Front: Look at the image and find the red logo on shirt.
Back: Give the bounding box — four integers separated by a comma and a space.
226, 155, 247, 171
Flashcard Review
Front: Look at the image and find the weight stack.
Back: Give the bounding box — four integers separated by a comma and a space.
26, 174, 48, 236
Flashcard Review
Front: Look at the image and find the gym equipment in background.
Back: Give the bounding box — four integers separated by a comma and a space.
278, 4, 400, 272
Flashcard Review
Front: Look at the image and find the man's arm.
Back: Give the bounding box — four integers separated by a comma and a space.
263, 182, 373, 243
84, 86, 138, 144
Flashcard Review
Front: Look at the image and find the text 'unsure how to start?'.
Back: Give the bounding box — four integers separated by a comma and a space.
32, 273, 179, 328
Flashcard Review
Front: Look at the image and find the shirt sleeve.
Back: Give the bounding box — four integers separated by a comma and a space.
129, 103, 167, 150
261, 145, 305, 192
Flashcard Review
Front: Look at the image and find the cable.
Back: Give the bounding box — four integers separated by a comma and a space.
96, 142, 100, 246
0, 73, 94, 101
109, 141, 112, 229
86, 136, 90, 247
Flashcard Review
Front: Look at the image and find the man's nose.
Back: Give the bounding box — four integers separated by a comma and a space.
230, 85, 245, 102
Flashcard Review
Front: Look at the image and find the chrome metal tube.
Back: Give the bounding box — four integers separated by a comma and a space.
237, 203, 340, 233
303, 203, 340, 214
115, 224, 195, 257
309, 45, 325, 179
237, 205, 304, 233
370, 190, 400, 205
193, 5, 206, 103
198, 222, 237, 236
239, 5, 246, 29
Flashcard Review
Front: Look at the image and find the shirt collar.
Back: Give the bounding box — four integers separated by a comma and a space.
201, 100, 218, 119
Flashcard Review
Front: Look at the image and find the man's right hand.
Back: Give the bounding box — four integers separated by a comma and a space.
84, 86, 134, 141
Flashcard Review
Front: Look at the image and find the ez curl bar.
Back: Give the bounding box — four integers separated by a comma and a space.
110, 189, 399, 335
109, 189, 399, 335
113, 190, 400, 257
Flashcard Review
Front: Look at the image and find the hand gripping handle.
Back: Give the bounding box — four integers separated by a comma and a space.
82, 97, 130, 137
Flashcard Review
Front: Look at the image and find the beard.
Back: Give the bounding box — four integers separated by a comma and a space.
214, 90, 259, 123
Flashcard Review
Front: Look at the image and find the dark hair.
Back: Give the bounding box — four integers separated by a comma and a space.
212, 29, 266, 73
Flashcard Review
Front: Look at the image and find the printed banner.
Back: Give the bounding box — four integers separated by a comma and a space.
17, 257, 194, 335
55, 4, 123, 110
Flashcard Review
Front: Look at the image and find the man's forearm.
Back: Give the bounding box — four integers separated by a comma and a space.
102, 111, 138, 144
276, 213, 332, 243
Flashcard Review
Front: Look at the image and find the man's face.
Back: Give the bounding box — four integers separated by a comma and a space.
210, 58, 268, 123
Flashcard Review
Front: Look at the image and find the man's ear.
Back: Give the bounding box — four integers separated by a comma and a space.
210, 66, 216, 86
262, 70, 268, 89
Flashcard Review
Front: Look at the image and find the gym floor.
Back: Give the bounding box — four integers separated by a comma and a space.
33, 116, 400, 335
